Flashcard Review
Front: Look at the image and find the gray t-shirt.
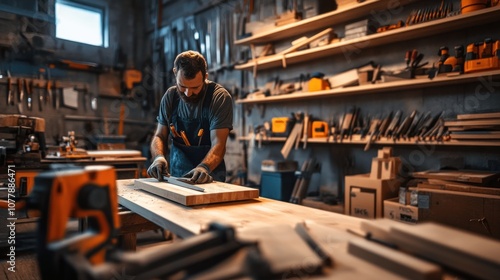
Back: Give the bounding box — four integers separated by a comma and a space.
157, 81, 233, 131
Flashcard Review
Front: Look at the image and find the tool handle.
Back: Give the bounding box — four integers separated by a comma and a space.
197, 128, 204, 146
180, 131, 191, 146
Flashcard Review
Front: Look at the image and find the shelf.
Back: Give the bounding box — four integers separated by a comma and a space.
239, 134, 500, 147
234, 6, 500, 72
234, 0, 418, 45
235, 69, 500, 105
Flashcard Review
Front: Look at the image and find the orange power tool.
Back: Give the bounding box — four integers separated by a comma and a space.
28, 165, 120, 279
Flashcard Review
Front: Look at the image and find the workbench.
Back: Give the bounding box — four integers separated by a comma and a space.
44, 149, 147, 179
116, 179, 408, 279
42, 156, 146, 179
115, 179, 500, 279
117, 179, 362, 238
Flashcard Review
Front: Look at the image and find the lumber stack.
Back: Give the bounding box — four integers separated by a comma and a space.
445, 111, 500, 142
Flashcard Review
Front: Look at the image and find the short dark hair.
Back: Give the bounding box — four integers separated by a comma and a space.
174, 50, 207, 79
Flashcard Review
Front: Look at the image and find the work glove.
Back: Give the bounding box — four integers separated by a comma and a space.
183, 164, 213, 184
147, 156, 169, 181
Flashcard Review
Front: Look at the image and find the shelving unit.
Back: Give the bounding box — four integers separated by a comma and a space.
238, 134, 500, 147
234, 6, 500, 71
235, 0, 418, 45
235, 2, 500, 153
236, 69, 500, 105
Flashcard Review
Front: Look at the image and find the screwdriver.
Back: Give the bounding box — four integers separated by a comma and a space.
169, 123, 181, 138
197, 128, 204, 146
405, 50, 411, 68
180, 130, 191, 146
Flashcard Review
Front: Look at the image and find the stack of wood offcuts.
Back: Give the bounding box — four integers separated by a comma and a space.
395, 169, 500, 240
445, 111, 500, 142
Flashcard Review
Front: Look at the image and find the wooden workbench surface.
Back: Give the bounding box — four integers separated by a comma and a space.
117, 179, 363, 238
117, 179, 500, 279
117, 179, 408, 279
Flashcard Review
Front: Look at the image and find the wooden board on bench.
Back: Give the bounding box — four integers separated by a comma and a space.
134, 178, 259, 206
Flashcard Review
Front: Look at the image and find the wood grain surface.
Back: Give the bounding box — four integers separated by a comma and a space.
135, 178, 260, 206
118, 179, 363, 238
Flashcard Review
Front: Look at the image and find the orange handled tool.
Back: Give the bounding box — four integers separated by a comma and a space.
197, 129, 204, 146
180, 130, 191, 146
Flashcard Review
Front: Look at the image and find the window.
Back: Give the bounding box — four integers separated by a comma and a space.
55, 0, 108, 47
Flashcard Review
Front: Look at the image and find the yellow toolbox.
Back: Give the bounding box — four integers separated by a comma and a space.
272, 117, 294, 137
308, 77, 330, 91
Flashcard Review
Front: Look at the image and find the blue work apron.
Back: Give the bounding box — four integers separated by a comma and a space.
169, 84, 226, 181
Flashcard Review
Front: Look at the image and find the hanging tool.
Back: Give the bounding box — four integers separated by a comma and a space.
45, 80, 52, 106
404, 111, 421, 139
53, 81, 60, 110
7, 71, 14, 106
412, 111, 431, 138
348, 107, 360, 141
405, 50, 412, 68
17, 78, 24, 103
384, 110, 402, 138
82, 86, 89, 112
394, 110, 417, 140
364, 118, 381, 151
417, 111, 443, 139
44, 68, 51, 105
339, 107, 355, 142
25, 79, 32, 111
375, 112, 393, 139
38, 83, 44, 112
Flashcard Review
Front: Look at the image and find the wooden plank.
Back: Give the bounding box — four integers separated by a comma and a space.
457, 112, 500, 120
87, 149, 142, 158
134, 178, 259, 206
419, 180, 500, 196
444, 119, 500, 127
450, 131, 500, 140
238, 224, 323, 276
411, 170, 500, 185
348, 238, 442, 280
276, 28, 333, 56
388, 222, 500, 280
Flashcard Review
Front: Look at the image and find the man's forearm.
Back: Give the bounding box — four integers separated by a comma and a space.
200, 143, 225, 172
150, 135, 165, 159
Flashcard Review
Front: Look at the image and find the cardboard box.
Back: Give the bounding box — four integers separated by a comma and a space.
417, 188, 500, 239
384, 197, 419, 224
350, 187, 376, 218
344, 174, 400, 219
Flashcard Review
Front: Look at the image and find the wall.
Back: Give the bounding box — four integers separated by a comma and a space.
0, 0, 155, 154
236, 0, 500, 198
141, 0, 500, 194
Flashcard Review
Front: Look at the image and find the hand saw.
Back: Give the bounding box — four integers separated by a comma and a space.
162, 176, 205, 192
